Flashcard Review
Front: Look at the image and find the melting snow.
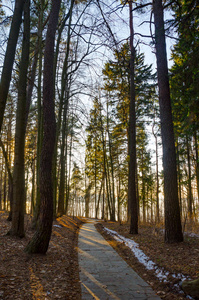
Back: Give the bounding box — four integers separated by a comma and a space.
103, 227, 191, 284
186, 232, 199, 238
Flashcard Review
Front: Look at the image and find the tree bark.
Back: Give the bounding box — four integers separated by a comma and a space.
176, 138, 182, 215
9, 0, 30, 237
128, 0, 138, 234
152, 120, 160, 222
31, 6, 44, 228
57, 91, 69, 217
194, 130, 199, 204
107, 111, 116, 221
96, 178, 103, 218
0, 138, 13, 220
85, 182, 92, 218
182, 278, 199, 298
153, 0, 183, 242
25, 0, 61, 254
0, 0, 25, 133
53, 0, 74, 217
186, 135, 193, 217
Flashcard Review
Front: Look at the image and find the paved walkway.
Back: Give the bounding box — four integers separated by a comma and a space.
78, 220, 161, 300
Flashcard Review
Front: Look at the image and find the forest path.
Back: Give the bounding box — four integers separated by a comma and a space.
78, 219, 161, 300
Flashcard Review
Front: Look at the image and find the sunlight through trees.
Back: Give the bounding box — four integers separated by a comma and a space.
0, 0, 198, 254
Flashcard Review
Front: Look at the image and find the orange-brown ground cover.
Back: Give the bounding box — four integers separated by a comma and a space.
1, 211, 199, 300
96, 221, 199, 300
0, 211, 83, 300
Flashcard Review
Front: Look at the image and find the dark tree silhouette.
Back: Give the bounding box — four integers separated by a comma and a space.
153, 0, 183, 243
0, 0, 25, 133
9, 0, 30, 238
128, 0, 138, 234
25, 0, 61, 254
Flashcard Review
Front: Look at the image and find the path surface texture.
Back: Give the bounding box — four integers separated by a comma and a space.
78, 220, 161, 300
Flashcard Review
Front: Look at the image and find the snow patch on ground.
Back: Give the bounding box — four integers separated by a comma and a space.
103, 226, 191, 285
102, 226, 196, 299
185, 232, 199, 238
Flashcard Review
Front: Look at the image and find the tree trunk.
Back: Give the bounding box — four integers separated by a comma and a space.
85, 182, 91, 218
152, 123, 160, 223
0, 138, 13, 220
3, 171, 7, 211
141, 149, 146, 223
94, 143, 97, 218
194, 130, 199, 204
96, 178, 103, 218
25, 0, 61, 254
150, 188, 153, 222
176, 138, 182, 215
31, 2, 44, 229
142, 177, 146, 223
64, 129, 69, 214
57, 92, 69, 217
117, 158, 121, 222
153, 0, 183, 242
105, 147, 113, 219
107, 123, 116, 221
9, 0, 30, 237
105, 96, 116, 221
66, 130, 73, 214
100, 113, 112, 219
31, 158, 36, 215
155, 134, 160, 223
186, 135, 193, 217
128, 1, 138, 234
53, 0, 74, 217
102, 180, 105, 219
182, 278, 199, 298
0, 0, 25, 133
106, 156, 114, 220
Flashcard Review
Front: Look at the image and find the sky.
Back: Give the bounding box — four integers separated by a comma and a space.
71, 0, 171, 170
0, 0, 176, 175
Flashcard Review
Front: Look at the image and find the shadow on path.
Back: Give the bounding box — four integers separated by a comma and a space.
78, 220, 161, 300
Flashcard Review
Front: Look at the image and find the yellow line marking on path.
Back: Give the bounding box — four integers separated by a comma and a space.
81, 282, 100, 300
81, 266, 120, 300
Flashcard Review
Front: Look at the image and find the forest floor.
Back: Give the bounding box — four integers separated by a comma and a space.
0, 211, 83, 299
0, 211, 199, 300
